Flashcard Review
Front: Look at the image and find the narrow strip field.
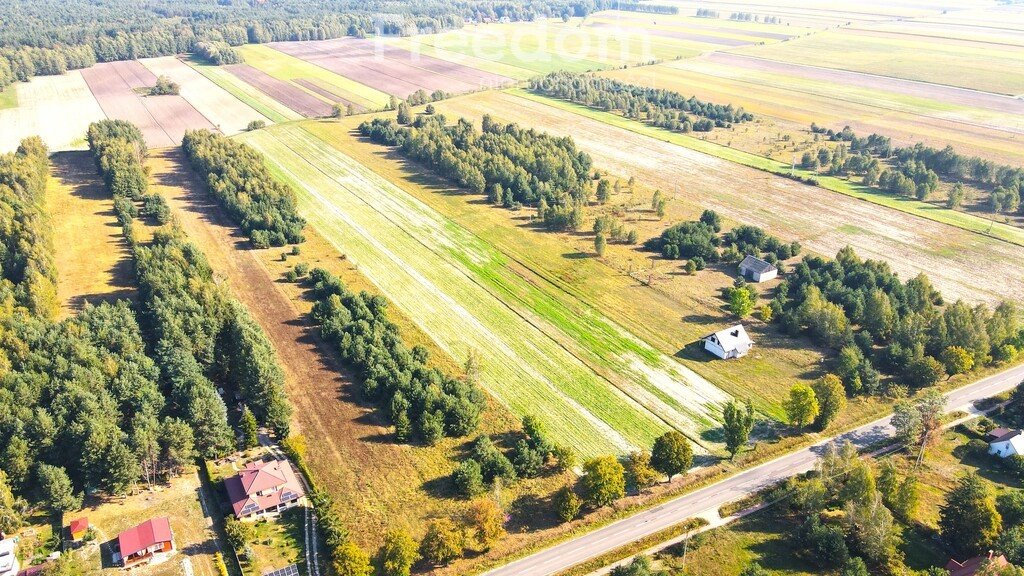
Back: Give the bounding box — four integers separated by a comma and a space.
438, 91, 1024, 306
239, 123, 734, 456
0, 71, 105, 153
602, 58, 1024, 165
186, 57, 302, 123
48, 151, 134, 316
140, 56, 270, 135
224, 64, 334, 118
81, 61, 215, 148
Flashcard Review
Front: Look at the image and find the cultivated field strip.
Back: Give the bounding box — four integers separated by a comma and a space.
186, 59, 304, 123
225, 64, 334, 118
81, 61, 215, 148
441, 91, 1024, 306
0, 71, 105, 153
140, 57, 270, 135
240, 124, 733, 455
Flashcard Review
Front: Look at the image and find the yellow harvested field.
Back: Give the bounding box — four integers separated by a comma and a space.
437, 91, 1024, 306
602, 59, 1024, 166
0, 71, 105, 153
733, 28, 1024, 95
140, 56, 270, 135
48, 151, 134, 317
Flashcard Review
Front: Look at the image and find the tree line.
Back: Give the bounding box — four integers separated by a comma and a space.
0, 138, 194, 531
0, 0, 645, 91
772, 246, 1021, 397
530, 71, 754, 132
647, 209, 799, 268
809, 124, 1024, 215
89, 120, 292, 458
182, 130, 305, 248
308, 267, 485, 445
359, 113, 593, 230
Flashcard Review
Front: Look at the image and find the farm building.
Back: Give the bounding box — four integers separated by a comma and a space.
225, 459, 306, 520
945, 553, 1010, 576
68, 518, 88, 542
738, 255, 778, 283
115, 518, 175, 569
989, 429, 1023, 458
0, 538, 19, 576
704, 325, 753, 359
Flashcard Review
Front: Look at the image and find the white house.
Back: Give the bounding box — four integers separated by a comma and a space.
0, 538, 20, 576
989, 429, 1024, 458
738, 255, 778, 283
704, 324, 753, 359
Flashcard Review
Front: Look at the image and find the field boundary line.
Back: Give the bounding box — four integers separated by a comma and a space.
506, 88, 1024, 250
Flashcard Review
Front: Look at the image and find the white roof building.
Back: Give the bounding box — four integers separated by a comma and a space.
989, 429, 1024, 459
0, 539, 20, 576
704, 324, 753, 360
738, 255, 778, 283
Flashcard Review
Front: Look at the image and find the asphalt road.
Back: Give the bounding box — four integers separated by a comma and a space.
483, 363, 1024, 576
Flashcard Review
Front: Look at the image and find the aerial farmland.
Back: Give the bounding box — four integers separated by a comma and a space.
1, 1, 1024, 576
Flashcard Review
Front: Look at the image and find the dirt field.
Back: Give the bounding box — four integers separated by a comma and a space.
80, 61, 215, 148
292, 79, 364, 111
140, 56, 270, 135
48, 152, 135, 317
144, 148, 553, 548
0, 71, 105, 153
224, 64, 333, 118
269, 38, 514, 99
438, 91, 1024, 306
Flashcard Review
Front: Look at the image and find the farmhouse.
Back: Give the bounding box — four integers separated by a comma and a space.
225, 459, 306, 520
738, 255, 778, 283
0, 538, 19, 576
945, 553, 1010, 576
988, 429, 1024, 458
115, 517, 175, 569
704, 324, 753, 359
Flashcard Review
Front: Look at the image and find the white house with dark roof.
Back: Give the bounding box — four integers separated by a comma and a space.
989, 429, 1024, 458
0, 538, 19, 576
704, 324, 753, 359
738, 255, 778, 283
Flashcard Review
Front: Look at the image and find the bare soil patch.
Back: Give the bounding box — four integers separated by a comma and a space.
224, 64, 333, 118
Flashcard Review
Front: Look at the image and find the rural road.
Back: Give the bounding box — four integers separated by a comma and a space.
483, 364, 1024, 576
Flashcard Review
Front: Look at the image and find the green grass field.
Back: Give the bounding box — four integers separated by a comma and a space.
510, 89, 1024, 249
0, 86, 16, 110
237, 122, 736, 457
235, 44, 391, 110
185, 56, 301, 123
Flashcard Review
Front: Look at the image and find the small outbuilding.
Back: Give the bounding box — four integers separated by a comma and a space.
945, 553, 1010, 576
738, 255, 778, 283
68, 518, 89, 542
989, 429, 1024, 458
704, 324, 753, 360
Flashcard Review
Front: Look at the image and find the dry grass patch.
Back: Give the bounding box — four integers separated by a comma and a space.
48, 151, 135, 317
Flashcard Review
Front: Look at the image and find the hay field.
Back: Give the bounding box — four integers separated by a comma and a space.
140, 56, 269, 135
0, 71, 105, 153
235, 44, 391, 110
437, 91, 1024, 307
238, 123, 736, 456
601, 57, 1024, 166
305, 116, 833, 424
733, 28, 1024, 95
657, 0, 947, 27
48, 152, 134, 317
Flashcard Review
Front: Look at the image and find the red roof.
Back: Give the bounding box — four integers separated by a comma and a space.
945, 554, 1009, 576
117, 518, 173, 558
988, 427, 1012, 440
224, 459, 305, 518
69, 518, 88, 535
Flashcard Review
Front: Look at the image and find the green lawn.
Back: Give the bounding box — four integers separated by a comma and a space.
509, 88, 1024, 249
0, 86, 17, 110
237, 122, 736, 457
